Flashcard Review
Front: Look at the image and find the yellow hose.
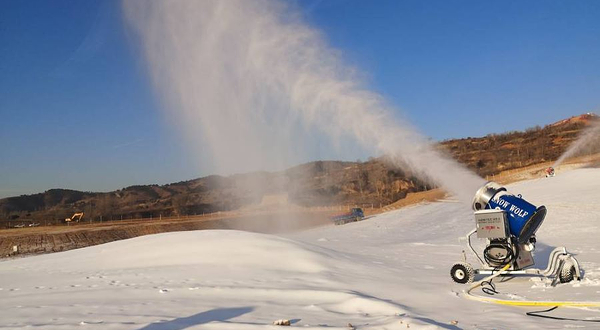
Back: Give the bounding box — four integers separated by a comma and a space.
463, 264, 600, 308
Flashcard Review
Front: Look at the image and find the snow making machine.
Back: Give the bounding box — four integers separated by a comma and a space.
451, 182, 581, 285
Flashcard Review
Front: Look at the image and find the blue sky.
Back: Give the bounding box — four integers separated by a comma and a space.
1, 0, 599, 197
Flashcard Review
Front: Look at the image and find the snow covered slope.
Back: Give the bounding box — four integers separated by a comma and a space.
2, 168, 600, 329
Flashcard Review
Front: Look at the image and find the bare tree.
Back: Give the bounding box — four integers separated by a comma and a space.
97, 195, 117, 220
172, 194, 189, 216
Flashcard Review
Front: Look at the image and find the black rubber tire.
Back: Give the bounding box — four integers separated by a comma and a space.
451, 263, 474, 284
559, 264, 576, 283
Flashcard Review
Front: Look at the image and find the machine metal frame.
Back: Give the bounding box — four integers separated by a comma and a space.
461, 228, 582, 285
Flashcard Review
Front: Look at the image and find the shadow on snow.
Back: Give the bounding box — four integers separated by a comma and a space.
138, 306, 254, 330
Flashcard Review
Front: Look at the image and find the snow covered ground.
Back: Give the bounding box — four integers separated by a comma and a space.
2, 168, 600, 329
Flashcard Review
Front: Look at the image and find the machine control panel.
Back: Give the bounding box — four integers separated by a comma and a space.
475, 209, 509, 239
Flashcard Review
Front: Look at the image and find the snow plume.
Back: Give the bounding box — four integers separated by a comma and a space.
122, 0, 484, 205
554, 114, 600, 168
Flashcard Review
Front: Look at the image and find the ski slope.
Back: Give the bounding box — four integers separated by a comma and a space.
1, 168, 600, 329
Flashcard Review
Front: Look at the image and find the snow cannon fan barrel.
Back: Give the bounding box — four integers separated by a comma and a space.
472, 182, 546, 244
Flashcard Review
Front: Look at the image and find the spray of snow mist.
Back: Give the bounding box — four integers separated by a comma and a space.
553, 114, 600, 169
123, 0, 485, 205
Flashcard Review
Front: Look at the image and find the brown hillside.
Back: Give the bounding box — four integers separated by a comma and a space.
1, 113, 597, 225
440, 113, 597, 176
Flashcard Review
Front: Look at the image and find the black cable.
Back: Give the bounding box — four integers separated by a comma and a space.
480, 279, 499, 295
481, 240, 520, 296
483, 242, 519, 268
526, 306, 600, 322
480, 264, 506, 295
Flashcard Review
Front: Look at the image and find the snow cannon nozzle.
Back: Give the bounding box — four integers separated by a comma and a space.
472, 181, 505, 211
472, 181, 546, 244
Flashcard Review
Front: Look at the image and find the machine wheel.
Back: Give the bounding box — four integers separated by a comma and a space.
451, 262, 474, 284
559, 264, 576, 283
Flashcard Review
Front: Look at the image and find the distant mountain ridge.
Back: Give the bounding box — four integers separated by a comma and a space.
1, 113, 597, 223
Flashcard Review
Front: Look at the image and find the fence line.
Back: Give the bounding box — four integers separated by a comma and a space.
1, 203, 382, 230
